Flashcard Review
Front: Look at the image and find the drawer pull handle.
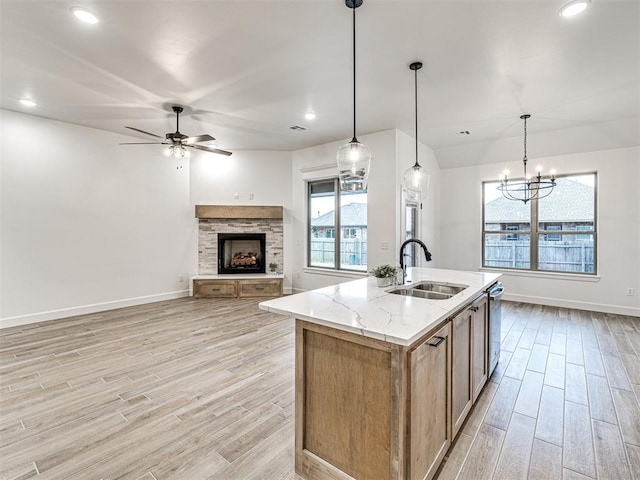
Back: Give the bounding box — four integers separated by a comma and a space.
428, 336, 446, 348
470, 306, 479, 312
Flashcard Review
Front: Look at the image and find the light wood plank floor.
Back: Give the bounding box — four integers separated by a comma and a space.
437, 301, 640, 480
1, 298, 639, 479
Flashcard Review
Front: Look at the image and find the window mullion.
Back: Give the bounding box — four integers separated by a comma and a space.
334, 178, 341, 269
531, 196, 539, 270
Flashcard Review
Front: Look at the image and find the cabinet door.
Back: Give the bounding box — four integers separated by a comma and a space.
408, 322, 451, 480
471, 294, 489, 402
193, 280, 237, 298
451, 309, 473, 437
238, 279, 282, 297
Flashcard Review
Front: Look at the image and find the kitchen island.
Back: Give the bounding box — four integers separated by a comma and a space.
259, 268, 501, 480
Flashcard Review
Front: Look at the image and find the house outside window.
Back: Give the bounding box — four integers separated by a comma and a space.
544, 224, 562, 241
482, 173, 597, 274
308, 178, 367, 271
506, 225, 519, 241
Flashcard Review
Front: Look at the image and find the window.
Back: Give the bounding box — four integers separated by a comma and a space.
544, 224, 562, 241
506, 225, 520, 241
308, 178, 367, 271
483, 173, 597, 274
404, 201, 420, 267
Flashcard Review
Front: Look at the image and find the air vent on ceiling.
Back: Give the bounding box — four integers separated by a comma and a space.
290, 125, 307, 131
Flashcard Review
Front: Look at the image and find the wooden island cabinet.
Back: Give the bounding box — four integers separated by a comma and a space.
295, 292, 489, 480
259, 268, 500, 480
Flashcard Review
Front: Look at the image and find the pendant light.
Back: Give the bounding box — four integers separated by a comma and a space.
497, 114, 557, 204
336, 0, 371, 192
403, 61, 430, 195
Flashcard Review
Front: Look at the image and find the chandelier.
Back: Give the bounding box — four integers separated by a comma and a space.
497, 114, 556, 204
336, 0, 371, 192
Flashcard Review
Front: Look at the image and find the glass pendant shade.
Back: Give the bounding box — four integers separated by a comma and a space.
337, 139, 371, 191
403, 163, 430, 195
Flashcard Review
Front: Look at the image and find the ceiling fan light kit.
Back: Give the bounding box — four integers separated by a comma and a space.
336, 0, 371, 192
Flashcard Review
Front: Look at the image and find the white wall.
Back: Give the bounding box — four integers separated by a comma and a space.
439, 146, 640, 316
189, 150, 293, 292
290, 129, 441, 292
1, 109, 194, 327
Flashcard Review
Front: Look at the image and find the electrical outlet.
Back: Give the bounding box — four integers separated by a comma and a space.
627, 288, 635, 296
178, 275, 185, 283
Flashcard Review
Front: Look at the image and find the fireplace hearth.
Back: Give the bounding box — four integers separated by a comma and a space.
218, 233, 266, 274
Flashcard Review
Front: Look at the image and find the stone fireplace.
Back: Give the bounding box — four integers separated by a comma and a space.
196, 205, 283, 275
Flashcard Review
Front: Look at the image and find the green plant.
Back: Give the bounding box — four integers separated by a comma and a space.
269, 262, 278, 271
369, 264, 397, 278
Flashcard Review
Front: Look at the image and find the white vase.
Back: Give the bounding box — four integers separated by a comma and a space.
376, 277, 393, 287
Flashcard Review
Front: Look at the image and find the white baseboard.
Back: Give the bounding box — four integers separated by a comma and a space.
0, 290, 191, 329
504, 293, 640, 318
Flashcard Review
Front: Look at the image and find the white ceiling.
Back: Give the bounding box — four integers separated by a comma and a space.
1, 0, 639, 168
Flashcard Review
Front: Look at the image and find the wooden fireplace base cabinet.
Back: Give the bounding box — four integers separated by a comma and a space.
295, 293, 488, 480
193, 277, 282, 298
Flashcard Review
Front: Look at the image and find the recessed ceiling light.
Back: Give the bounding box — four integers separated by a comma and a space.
19, 98, 37, 107
304, 112, 316, 121
70, 6, 100, 24
559, 0, 590, 17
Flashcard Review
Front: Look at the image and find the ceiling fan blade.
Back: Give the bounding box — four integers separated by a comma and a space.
183, 134, 215, 144
125, 126, 164, 138
188, 144, 233, 156
119, 142, 168, 145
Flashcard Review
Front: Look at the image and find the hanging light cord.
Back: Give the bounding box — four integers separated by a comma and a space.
523, 114, 529, 179
351, 4, 358, 143
414, 66, 419, 167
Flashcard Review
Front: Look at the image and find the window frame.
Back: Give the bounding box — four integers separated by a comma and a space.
482, 172, 598, 275
307, 178, 367, 272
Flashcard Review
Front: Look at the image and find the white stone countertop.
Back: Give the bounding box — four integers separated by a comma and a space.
258, 268, 501, 346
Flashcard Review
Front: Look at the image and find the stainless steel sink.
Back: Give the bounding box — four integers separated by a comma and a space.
388, 281, 468, 300
410, 282, 468, 296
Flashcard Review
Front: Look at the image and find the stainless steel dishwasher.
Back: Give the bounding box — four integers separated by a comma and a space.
488, 282, 504, 376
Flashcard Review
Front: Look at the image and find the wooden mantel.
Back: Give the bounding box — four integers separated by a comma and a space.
195, 205, 283, 220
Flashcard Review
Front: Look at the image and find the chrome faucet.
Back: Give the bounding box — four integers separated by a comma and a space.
399, 239, 432, 284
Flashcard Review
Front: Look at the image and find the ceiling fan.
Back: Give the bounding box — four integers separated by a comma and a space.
120, 105, 232, 157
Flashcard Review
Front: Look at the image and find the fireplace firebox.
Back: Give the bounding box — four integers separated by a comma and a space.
218, 233, 266, 274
